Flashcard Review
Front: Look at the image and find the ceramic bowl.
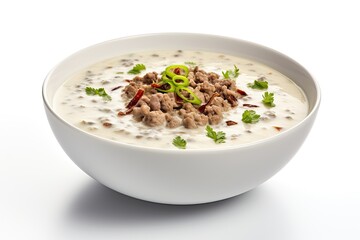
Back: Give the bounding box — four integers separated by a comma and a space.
42, 33, 320, 204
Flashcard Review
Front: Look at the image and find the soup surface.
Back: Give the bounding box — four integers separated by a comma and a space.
54, 50, 308, 149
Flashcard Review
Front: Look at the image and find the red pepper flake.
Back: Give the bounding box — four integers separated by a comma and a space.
117, 108, 134, 117
151, 83, 161, 88
174, 67, 181, 75
118, 89, 144, 117
236, 89, 248, 96
273, 126, 283, 131
226, 95, 238, 107
243, 103, 259, 108
103, 122, 112, 128
175, 93, 184, 105
125, 89, 144, 109
198, 93, 220, 113
151, 82, 173, 92
226, 120, 238, 126
111, 85, 122, 91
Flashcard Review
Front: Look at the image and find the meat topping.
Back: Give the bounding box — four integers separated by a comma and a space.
119, 67, 242, 128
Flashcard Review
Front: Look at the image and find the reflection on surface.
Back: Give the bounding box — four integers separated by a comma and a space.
60, 180, 293, 239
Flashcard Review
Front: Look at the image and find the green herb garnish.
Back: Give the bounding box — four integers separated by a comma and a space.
262, 92, 275, 107
242, 110, 260, 123
222, 71, 230, 79
184, 61, 196, 66
172, 136, 187, 149
85, 87, 112, 101
222, 65, 240, 79
206, 125, 226, 144
127, 64, 146, 74
116, 71, 124, 74
247, 78, 268, 89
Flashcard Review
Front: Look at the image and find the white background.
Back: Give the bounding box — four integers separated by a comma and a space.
1, 0, 359, 239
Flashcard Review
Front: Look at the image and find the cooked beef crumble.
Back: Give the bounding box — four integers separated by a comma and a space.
120, 68, 243, 129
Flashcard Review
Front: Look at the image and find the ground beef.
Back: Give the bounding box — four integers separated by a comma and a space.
165, 114, 182, 128
160, 94, 175, 112
143, 111, 165, 127
198, 81, 216, 95
119, 66, 243, 128
204, 105, 223, 125
149, 94, 161, 111
213, 97, 231, 111
195, 71, 208, 83
124, 83, 137, 98
142, 72, 158, 84
183, 115, 198, 129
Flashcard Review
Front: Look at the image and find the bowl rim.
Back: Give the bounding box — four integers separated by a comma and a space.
42, 32, 321, 152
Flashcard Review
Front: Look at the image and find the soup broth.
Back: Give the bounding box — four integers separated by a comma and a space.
54, 50, 308, 149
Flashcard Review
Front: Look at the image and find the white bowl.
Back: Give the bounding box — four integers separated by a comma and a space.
42, 33, 320, 204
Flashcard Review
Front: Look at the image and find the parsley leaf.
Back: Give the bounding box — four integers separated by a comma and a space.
127, 64, 146, 74
242, 110, 260, 124
262, 92, 275, 107
206, 125, 226, 144
85, 87, 112, 101
222, 70, 230, 79
233, 65, 240, 78
184, 61, 197, 66
222, 65, 240, 79
172, 136, 187, 149
247, 78, 268, 89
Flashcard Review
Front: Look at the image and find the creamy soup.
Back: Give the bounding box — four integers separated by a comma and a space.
54, 50, 308, 149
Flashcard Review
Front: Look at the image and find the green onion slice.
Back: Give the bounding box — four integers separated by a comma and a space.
175, 86, 202, 105
156, 81, 176, 93
161, 73, 172, 82
172, 75, 189, 87
165, 65, 189, 78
